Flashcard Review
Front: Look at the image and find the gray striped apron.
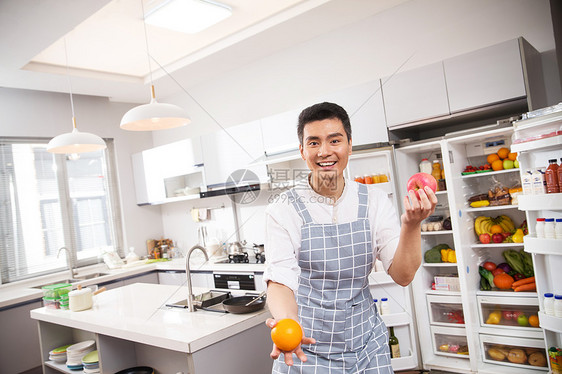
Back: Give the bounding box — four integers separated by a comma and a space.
273, 183, 393, 373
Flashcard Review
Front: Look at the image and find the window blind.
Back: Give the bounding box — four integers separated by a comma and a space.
0, 138, 123, 283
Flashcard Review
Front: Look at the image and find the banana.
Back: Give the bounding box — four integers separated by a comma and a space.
474, 216, 487, 235
481, 219, 493, 235
498, 219, 511, 233
499, 215, 515, 232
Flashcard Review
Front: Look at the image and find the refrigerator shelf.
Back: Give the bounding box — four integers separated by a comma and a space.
517, 193, 562, 210
538, 311, 562, 333
435, 190, 448, 195
421, 230, 454, 236
426, 290, 461, 296
471, 243, 524, 249
461, 168, 520, 179
381, 312, 410, 327
423, 263, 458, 268
476, 290, 537, 297
390, 355, 417, 371
465, 204, 519, 213
523, 236, 562, 255
510, 134, 562, 153
479, 362, 549, 374
425, 356, 472, 373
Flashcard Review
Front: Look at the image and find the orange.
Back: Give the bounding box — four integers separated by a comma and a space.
528, 314, 539, 327
491, 159, 504, 171
508, 152, 518, 161
490, 225, 503, 234
271, 318, 303, 351
497, 147, 510, 160
486, 153, 500, 164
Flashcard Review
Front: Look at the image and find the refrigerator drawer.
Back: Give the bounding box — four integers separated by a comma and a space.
477, 295, 540, 332
431, 325, 470, 358
480, 334, 548, 371
426, 294, 465, 326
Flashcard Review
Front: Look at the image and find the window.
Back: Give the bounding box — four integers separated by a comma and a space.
0, 138, 123, 283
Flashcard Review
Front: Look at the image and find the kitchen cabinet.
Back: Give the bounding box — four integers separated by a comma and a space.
132, 138, 205, 205
0, 300, 42, 373
383, 62, 450, 128
444, 38, 526, 113
260, 110, 300, 156
314, 80, 389, 145
201, 120, 268, 187
122, 271, 159, 286
511, 109, 562, 374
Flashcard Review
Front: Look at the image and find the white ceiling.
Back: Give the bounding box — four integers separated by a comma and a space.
0, 0, 409, 104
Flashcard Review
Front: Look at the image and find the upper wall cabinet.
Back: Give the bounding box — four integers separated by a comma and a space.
315, 80, 388, 145
201, 120, 268, 187
382, 62, 450, 128
444, 38, 527, 113
260, 110, 301, 156
131, 138, 204, 205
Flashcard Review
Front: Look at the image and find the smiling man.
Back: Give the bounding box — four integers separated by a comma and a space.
263, 102, 438, 373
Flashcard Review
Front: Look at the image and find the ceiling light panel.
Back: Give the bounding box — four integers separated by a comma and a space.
145, 0, 232, 34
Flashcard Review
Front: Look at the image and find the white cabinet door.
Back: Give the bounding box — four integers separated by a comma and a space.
158, 270, 186, 285
201, 120, 267, 187
122, 271, 159, 286
444, 38, 526, 113
315, 80, 388, 145
382, 62, 450, 128
260, 110, 301, 156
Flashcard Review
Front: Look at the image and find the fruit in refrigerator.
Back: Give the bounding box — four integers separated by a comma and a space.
528, 314, 539, 327
490, 224, 503, 234
507, 348, 527, 364
497, 147, 510, 159
470, 200, 490, 208
492, 233, 504, 243
508, 152, 518, 161
503, 159, 515, 169
439, 344, 449, 352
502, 310, 518, 321
406, 172, 437, 198
487, 154, 500, 164
512, 228, 524, 243
488, 347, 507, 361
513, 159, 519, 168
493, 273, 514, 289
491, 159, 504, 171
517, 314, 529, 326
479, 233, 491, 244
486, 310, 501, 324
528, 351, 547, 366
482, 261, 496, 271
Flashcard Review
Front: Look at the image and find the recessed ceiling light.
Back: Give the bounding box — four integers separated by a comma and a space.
145, 0, 232, 34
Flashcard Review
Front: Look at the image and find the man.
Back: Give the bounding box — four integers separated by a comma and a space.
264, 102, 437, 373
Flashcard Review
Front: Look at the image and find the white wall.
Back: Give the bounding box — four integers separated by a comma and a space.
0, 87, 162, 255
155, 0, 560, 250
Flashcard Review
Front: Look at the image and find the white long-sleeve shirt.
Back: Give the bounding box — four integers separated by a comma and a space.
263, 178, 401, 292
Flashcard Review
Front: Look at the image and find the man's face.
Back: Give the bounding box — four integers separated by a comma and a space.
299, 118, 352, 184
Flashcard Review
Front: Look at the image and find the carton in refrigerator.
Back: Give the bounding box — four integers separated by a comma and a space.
434, 275, 460, 292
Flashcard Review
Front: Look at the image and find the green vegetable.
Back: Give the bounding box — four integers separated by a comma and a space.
501, 249, 534, 277
480, 274, 491, 291
479, 266, 494, 289
424, 244, 452, 263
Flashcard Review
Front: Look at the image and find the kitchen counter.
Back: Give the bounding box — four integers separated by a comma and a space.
0, 258, 265, 309
30, 283, 273, 373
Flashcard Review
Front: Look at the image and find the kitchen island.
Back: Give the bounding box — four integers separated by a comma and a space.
30, 283, 273, 373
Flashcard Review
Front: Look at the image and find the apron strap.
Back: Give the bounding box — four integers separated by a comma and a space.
286, 189, 313, 224
357, 183, 369, 219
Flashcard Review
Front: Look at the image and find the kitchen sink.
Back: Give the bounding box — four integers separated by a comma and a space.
32, 279, 80, 289
73, 272, 110, 280
166, 290, 231, 309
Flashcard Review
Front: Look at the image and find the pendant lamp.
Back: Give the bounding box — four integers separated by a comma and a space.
47, 40, 107, 154
120, 0, 191, 131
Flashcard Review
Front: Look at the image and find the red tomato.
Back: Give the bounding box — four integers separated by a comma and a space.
492, 268, 505, 276
482, 262, 497, 271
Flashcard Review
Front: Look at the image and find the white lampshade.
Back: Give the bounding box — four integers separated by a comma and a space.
120, 95, 191, 131
47, 120, 107, 154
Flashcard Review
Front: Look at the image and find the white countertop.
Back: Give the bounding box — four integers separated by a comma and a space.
30, 283, 271, 353
0, 258, 265, 309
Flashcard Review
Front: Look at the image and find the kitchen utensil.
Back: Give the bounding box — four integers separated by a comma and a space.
226, 240, 247, 255
69, 286, 106, 312
245, 291, 266, 306
253, 243, 265, 254
222, 295, 266, 314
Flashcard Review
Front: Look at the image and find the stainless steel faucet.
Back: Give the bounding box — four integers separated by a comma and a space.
185, 245, 209, 312
57, 246, 77, 280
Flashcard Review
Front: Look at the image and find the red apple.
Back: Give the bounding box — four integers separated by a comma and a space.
492, 233, 504, 243
479, 234, 491, 244
406, 172, 437, 198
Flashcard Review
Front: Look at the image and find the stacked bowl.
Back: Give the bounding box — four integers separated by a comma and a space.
65, 340, 96, 370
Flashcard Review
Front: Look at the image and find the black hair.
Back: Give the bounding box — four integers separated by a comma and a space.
297, 102, 351, 145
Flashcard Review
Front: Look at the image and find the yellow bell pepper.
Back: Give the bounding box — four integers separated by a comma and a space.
441, 248, 451, 262
447, 249, 457, 263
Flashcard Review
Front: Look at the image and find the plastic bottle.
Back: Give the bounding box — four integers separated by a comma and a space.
545, 218, 556, 239
419, 158, 432, 174
355, 175, 365, 184
364, 175, 373, 184
373, 298, 379, 312
380, 297, 391, 315
431, 160, 442, 181
544, 293, 555, 315
532, 168, 547, 195
536, 218, 546, 238
546, 159, 560, 194
556, 219, 562, 239
522, 170, 533, 195
555, 295, 562, 317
